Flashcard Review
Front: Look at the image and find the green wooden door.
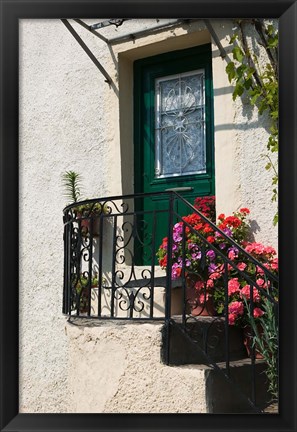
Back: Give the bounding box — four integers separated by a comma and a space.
134, 45, 215, 263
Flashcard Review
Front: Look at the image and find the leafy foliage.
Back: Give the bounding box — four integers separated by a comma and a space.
72, 274, 99, 313
62, 170, 109, 216
62, 171, 82, 204
226, 19, 278, 224
244, 290, 278, 400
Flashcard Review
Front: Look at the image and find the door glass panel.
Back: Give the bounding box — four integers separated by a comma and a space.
155, 69, 206, 178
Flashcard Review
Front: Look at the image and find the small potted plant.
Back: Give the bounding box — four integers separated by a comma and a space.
156, 196, 218, 316
72, 273, 99, 314
62, 170, 108, 236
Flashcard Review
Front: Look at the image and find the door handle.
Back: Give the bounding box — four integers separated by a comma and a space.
165, 187, 193, 192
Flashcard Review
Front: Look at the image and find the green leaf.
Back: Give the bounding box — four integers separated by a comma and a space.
229, 34, 238, 44
236, 64, 247, 77
246, 67, 256, 79
244, 78, 253, 90
270, 111, 278, 120
250, 92, 260, 105
232, 46, 244, 62
232, 83, 245, 100
226, 62, 236, 82
273, 213, 278, 226
268, 37, 278, 48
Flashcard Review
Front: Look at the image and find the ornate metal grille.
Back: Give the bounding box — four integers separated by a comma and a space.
155, 70, 206, 178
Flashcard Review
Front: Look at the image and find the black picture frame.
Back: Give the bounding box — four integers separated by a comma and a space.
0, 1, 296, 431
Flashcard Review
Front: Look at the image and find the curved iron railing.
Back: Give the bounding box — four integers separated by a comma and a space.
63, 191, 278, 412
63, 192, 175, 319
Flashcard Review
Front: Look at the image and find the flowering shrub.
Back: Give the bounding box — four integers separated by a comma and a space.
156, 196, 278, 326
194, 195, 216, 221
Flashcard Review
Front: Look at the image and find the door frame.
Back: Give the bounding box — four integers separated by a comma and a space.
133, 44, 215, 198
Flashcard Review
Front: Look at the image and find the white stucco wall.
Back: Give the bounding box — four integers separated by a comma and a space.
19, 18, 278, 413
19, 19, 114, 413
67, 320, 208, 413
211, 20, 278, 249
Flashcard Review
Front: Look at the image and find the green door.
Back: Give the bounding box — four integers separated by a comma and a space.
134, 45, 215, 263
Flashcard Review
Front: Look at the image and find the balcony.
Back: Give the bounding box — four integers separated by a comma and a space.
63, 191, 278, 412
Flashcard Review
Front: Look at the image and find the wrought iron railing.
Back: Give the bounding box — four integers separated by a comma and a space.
63, 191, 278, 412
63, 192, 179, 319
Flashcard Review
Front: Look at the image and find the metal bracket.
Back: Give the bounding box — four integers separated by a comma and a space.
73, 19, 109, 43
61, 18, 227, 86
203, 19, 227, 59
90, 19, 129, 31
61, 19, 114, 85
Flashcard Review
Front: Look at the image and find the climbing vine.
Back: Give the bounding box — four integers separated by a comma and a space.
226, 19, 278, 225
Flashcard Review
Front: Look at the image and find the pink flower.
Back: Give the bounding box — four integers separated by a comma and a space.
240, 285, 261, 302
171, 263, 182, 280
206, 279, 214, 289
209, 263, 224, 280
237, 262, 247, 271
228, 313, 237, 325
195, 280, 204, 291
199, 292, 210, 303
228, 250, 237, 260
256, 278, 270, 290
256, 265, 265, 275
172, 223, 183, 242
209, 272, 221, 280
228, 300, 244, 316
271, 258, 278, 271
253, 307, 264, 318
228, 278, 241, 295
264, 246, 276, 256
245, 242, 265, 255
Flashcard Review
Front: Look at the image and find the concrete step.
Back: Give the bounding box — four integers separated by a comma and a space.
161, 316, 272, 413
171, 359, 271, 413
165, 315, 247, 365
204, 358, 270, 413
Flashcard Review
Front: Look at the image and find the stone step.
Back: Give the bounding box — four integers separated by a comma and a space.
204, 359, 270, 413
165, 315, 247, 365
161, 317, 272, 413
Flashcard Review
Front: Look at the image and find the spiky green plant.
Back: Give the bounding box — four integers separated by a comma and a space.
62, 171, 82, 204
243, 291, 278, 401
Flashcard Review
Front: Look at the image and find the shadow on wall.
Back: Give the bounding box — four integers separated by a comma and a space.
249, 219, 261, 239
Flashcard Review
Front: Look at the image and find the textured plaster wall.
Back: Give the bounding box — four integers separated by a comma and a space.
67, 321, 207, 413
211, 20, 278, 249
19, 18, 278, 413
19, 19, 113, 412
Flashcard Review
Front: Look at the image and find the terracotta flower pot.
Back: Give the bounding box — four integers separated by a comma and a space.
243, 325, 264, 359
186, 283, 216, 316
77, 212, 100, 237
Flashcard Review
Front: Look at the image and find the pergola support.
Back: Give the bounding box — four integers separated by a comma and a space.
60, 18, 228, 86
61, 19, 114, 85
203, 19, 227, 59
